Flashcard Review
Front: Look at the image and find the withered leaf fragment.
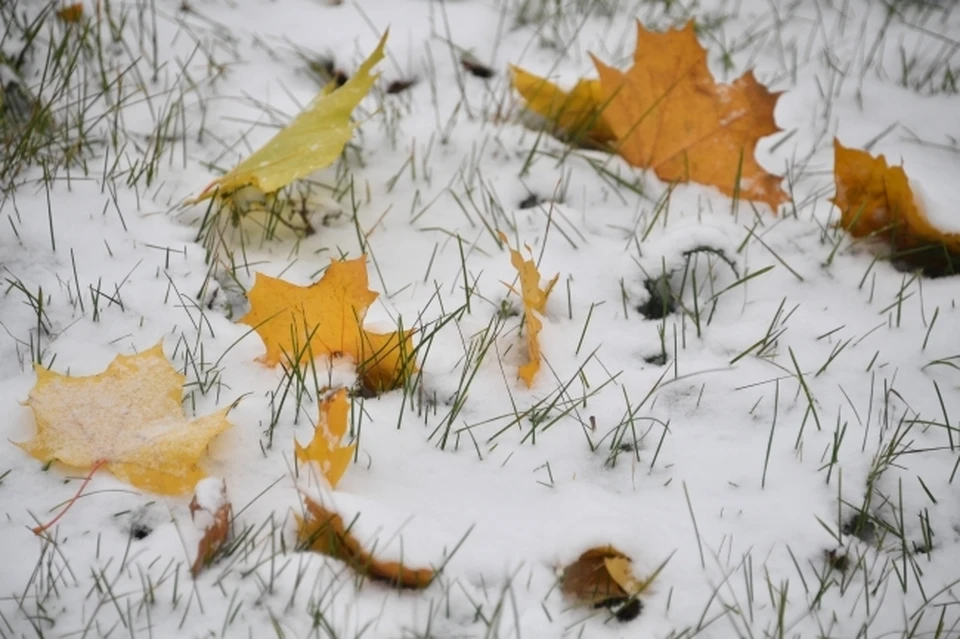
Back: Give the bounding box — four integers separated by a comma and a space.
298, 495, 434, 589
190, 478, 232, 577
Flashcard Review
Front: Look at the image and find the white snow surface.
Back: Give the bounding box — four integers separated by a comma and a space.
1, 1, 960, 638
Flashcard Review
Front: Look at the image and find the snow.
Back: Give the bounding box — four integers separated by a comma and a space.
1, 0, 959, 638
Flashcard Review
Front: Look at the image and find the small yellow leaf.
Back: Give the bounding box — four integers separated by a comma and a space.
298, 495, 434, 589
511, 66, 615, 145
295, 389, 355, 489
499, 232, 558, 387
17, 344, 233, 495
194, 31, 388, 200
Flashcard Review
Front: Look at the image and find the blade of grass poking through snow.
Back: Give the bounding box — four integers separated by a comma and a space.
192, 31, 389, 201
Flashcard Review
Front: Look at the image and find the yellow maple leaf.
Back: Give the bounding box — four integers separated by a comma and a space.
499, 232, 558, 387
194, 31, 388, 201
295, 388, 355, 489
511, 66, 615, 145
832, 139, 960, 275
239, 256, 416, 391
591, 20, 787, 211
17, 344, 232, 495
297, 494, 434, 589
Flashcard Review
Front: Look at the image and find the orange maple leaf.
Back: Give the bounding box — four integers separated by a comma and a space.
239, 256, 416, 392
17, 344, 233, 495
295, 388, 355, 489
499, 232, 558, 387
297, 495, 434, 589
591, 20, 787, 211
832, 139, 960, 275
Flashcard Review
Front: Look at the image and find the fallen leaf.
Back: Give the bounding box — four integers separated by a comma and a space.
499, 232, 558, 387
56, 4, 84, 22
17, 344, 233, 495
561, 546, 643, 605
295, 388, 355, 488
591, 20, 787, 211
511, 66, 615, 145
831, 138, 960, 275
194, 31, 388, 201
239, 256, 416, 391
297, 495, 434, 589
190, 478, 232, 577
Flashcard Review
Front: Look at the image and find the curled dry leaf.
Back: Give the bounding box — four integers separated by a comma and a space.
192, 31, 388, 201
190, 478, 232, 577
239, 256, 416, 392
561, 546, 644, 606
297, 495, 434, 589
510, 66, 615, 145
16, 344, 233, 495
295, 388, 355, 489
832, 138, 959, 275
499, 232, 558, 387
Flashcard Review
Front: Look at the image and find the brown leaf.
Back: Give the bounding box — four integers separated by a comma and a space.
561, 546, 640, 606
190, 479, 232, 577
297, 495, 434, 589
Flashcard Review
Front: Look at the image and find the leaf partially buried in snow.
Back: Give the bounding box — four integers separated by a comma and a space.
194, 31, 388, 201
591, 20, 787, 211
831, 138, 960, 275
295, 388, 355, 489
511, 66, 615, 145
297, 495, 434, 589
499, 232, 558, 387
190, 478, 232, 577
239, 256, 416, 392
17, 344, 233, 495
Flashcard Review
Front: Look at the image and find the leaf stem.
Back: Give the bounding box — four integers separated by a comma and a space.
32, 459, 107, 535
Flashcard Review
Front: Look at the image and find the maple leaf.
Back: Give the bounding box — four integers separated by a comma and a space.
295, 388, 355, 489
591, 20, 787, 211
297, 495, 434, 589
499, 232, 558, 387
17, 344, 233, 495
189, 478, 232, 577
239, 256, 416, 392
831, 139, 960, 275
193, 31, 388, 201
511, 66, 615, 145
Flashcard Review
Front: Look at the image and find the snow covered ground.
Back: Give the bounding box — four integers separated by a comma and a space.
2, 0, 959, 637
